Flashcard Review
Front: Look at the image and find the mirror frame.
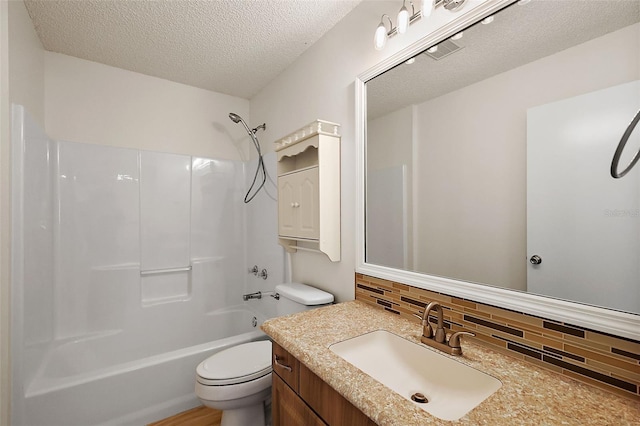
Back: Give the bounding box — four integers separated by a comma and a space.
355, 0, 640, 341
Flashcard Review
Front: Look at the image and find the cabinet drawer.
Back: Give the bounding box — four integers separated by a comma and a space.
272, 341, 300, 392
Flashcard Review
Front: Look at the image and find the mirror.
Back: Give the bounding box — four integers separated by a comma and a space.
362, 0, 640, 321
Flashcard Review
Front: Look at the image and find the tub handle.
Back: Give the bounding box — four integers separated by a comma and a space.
273, 355, 292, 372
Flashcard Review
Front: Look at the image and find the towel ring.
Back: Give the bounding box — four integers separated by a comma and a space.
611, 108, 640, 179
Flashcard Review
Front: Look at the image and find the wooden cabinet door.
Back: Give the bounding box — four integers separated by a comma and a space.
272, 374, 327, 426
299, 364, 377, 426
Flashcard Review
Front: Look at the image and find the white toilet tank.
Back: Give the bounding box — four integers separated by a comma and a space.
275, 282, 334, 316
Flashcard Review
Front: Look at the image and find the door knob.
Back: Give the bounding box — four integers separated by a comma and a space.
529, 255, 542, 265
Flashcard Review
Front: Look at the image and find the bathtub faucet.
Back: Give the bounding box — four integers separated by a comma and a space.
242, 291, 262, 301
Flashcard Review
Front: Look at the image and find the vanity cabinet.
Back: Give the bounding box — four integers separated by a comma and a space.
273, 374, 326, 426
272, 342, 375, 426
275, 120, 341, 261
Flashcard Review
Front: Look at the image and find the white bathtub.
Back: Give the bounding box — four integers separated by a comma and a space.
21, 307, 268, 426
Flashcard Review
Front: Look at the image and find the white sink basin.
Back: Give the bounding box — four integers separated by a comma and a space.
329, 330, 502, 421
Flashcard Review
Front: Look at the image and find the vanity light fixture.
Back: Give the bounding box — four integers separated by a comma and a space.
374, 0, 468, 50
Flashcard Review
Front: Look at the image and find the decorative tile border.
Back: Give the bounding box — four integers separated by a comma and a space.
355, 273, 640, 400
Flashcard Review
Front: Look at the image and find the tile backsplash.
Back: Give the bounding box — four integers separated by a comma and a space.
355, 273, 640, 400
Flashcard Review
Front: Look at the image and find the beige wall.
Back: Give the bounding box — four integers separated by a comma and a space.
45, 52, 251, 160
7, 0, 44, 124
2, 1, 46, 424
414, 22, 640, 291
367, 106, 414, 173
250, 0, 489, 302
0, 2, 8, 423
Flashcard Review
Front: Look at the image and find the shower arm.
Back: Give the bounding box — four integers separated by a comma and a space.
252, 123, 266, 134
236, 117, 265, 155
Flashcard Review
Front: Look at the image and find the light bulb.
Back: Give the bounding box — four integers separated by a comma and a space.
482, 16, 494, 25
427, 45, 438, 53
422, 0, 434, 18
397, 1, 410, 34
374, 21, 387, 50
451, 31, 464, 40
405, 57, 416, 65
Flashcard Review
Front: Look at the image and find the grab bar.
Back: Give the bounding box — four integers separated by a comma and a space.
611, 108, 640, 178
140, 266, 192, 276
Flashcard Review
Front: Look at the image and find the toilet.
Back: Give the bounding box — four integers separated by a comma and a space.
195, 282, 334, 426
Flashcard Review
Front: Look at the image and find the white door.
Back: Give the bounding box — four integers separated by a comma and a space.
527, 81, 640, 313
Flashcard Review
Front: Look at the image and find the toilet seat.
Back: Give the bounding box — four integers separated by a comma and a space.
196, 340, 272, 386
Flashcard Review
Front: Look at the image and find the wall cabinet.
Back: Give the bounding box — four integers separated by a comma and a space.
275, 120, 341, 261
271, 342, 376, 426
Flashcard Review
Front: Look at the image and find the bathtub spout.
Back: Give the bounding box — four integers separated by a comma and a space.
243, 291, 262, 301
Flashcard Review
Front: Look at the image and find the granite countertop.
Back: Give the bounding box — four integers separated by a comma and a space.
261, 300, 640, 425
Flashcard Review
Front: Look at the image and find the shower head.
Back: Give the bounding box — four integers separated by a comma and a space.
227, 111, 269, 204
228, 112, 266, 134
228, 112, 242, 123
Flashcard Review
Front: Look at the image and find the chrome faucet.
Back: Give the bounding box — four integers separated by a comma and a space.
242, 291, 262, 301
414, 301, 475, 356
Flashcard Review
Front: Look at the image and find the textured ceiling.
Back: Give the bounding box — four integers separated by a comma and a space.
367, 0, 640, 119
24, 0, 362, 99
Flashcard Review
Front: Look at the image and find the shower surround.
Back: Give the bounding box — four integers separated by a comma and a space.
10, 105, 283, 425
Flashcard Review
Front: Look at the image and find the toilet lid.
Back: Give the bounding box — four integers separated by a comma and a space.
197, 340, 272, 385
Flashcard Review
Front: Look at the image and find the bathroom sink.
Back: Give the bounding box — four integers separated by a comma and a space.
329, 330, 501, 421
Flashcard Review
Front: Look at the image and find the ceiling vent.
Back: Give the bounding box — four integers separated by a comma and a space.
423, 39, 463, 60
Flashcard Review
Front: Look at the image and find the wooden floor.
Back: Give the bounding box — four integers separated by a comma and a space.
148, 406, 222, 426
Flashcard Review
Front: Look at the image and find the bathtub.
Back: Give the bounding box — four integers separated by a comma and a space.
20, 307, 268, 426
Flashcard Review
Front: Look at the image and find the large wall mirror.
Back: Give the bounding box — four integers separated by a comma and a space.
357, 0, 640, 339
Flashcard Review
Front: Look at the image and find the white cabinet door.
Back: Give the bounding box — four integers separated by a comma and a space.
278, 178, 296, 236
278, 167, 319, 240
